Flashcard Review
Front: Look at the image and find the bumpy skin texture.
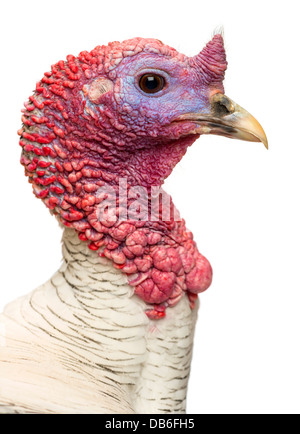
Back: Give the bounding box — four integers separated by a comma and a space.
19, 36, 227, 319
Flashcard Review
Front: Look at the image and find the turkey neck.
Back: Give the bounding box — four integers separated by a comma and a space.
30, 227, 149, 371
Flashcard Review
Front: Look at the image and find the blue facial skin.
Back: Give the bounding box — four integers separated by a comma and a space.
79, 48, 225, 153
112, 53, 221, 128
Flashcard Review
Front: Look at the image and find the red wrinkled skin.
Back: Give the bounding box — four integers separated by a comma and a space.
17, 37, 225, 319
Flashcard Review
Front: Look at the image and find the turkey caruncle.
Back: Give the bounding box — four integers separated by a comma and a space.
0, 34, 267, 414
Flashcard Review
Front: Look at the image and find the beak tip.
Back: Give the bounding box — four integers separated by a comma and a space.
261, 137, 269, 150
261, 134, 269, 150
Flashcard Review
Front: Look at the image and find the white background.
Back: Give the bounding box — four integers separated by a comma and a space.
0, 0, 299, 414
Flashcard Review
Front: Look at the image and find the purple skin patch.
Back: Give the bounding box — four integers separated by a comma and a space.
19, 36, 227, 319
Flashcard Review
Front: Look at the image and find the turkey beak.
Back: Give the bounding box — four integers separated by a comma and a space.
181, 93, 268, 149
209, 93, 268, 149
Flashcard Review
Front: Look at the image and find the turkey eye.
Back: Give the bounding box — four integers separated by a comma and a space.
139, 74, 165, 94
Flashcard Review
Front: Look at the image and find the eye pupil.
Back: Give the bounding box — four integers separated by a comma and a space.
139, 74, 165, 94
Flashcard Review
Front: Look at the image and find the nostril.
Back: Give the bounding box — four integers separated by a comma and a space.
214, 101, 232, 117
211, 94, 235, 117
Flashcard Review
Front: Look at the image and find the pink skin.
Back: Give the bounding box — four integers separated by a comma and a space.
19, 36, 227, 319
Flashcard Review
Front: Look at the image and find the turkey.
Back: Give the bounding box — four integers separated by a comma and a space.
0, 34, 267, 414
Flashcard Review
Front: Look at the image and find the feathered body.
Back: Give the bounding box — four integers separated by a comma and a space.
0, 228, 197, 413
